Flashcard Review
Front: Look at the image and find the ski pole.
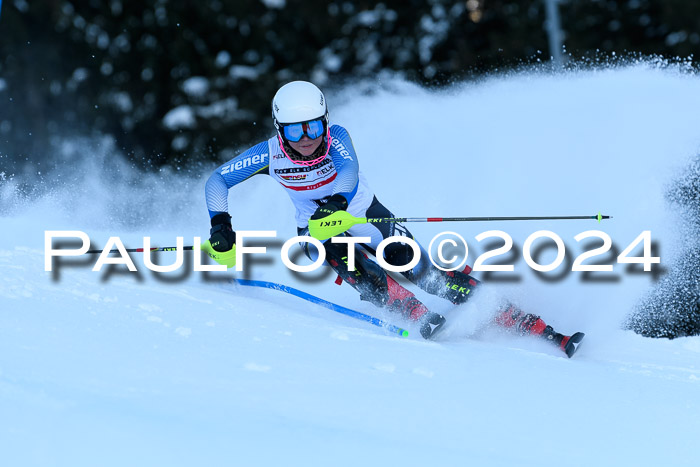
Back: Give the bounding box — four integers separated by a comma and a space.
309, 211, 612, 241
88, 211, 613, 253
235, 279, 409, 338
85, 246, 196, 254
367, 214, 612, 223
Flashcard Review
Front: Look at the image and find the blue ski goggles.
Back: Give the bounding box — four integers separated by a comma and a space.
281, 119, 325, 142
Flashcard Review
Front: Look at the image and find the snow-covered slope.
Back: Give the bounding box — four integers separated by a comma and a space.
2, 64, 700, 466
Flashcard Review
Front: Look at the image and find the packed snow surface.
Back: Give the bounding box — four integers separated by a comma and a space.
2, 64, 700, 466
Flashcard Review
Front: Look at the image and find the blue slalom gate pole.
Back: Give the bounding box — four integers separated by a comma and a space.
235, 279, 409, 338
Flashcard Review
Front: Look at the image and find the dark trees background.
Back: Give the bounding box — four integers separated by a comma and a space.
0, 0, 698, 171
625, 156, 700, 339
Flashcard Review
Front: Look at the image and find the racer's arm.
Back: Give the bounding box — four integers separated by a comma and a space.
327, 125, 360, 206
205, 141, 270, 218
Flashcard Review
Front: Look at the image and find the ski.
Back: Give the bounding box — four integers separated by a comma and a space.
562, 332, 585, 358
234, 279, 410, 338
420, 312, 447, 340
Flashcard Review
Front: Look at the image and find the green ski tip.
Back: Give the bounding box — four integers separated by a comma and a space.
401, 330, 409, 337
597, 212, 602, 223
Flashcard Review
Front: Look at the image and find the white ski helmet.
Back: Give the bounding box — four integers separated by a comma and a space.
272, 80, 329, 125
271, 81, 331, 166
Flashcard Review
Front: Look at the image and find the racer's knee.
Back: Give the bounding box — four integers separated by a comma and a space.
383, 241, 416, 268
382, 240, 431, 282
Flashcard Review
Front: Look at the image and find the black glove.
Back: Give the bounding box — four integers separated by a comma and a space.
209, 212, 237, 252
311, 194, 349, 220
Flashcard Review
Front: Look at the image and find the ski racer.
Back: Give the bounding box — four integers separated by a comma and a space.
202, 80, 583, 356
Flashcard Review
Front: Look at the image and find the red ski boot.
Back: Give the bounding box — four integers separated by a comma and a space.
385, 275, 446, 339
324, 240, 446, 340
495, 305, 585, 358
